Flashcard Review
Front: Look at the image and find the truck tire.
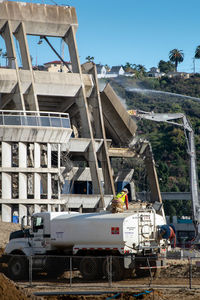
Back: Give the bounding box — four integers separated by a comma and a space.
8, 256, 28, 280
79, 257, 99, 280
102, 257, 124, 281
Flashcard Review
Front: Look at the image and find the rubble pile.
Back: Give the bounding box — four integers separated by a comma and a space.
0, 221, 20, 249
0, 273, 33, 300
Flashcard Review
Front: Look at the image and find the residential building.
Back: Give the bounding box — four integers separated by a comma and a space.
44, 60, 72, 73
147, 67, 165, 78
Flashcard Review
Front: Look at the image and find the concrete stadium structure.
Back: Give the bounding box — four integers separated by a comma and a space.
0, 1, 140, 222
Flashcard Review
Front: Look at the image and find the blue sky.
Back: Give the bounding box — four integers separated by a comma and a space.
1, 0, 200, 72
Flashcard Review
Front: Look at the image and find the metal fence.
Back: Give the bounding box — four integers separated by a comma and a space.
3, 254, 200, 289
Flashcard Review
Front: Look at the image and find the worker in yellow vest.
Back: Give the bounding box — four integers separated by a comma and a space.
111, 188, 129, 213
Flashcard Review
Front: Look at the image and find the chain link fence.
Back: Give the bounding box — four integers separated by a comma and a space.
2, 254, 200, 289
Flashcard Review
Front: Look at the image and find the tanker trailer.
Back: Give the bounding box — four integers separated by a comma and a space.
3, 208, 169, 280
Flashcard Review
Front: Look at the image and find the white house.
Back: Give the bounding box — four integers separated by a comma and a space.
147, 67, 165, 78
96, 64, 107, 78
44, 60, 72, 73
109, 66, 125, 76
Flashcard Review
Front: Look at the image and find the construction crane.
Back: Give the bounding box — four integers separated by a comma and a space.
128, 109, 200, 244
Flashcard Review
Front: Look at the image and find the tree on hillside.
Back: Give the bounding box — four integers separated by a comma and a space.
158, 60, 175, 73
194, 45, 200, 72
169, 49, 184, 72
136, 64, 147, 75
124, 62, 133, 72
85, 56, 94, 62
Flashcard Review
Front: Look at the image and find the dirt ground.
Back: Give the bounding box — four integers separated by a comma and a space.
0, 221, 20, 249
1, 221, 200, 299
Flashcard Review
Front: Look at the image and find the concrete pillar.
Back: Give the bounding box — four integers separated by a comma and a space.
34, 204, 41, 213
2, 204, 12, 222
2, 173, 11, 199
47, 204, 51, 212
19, 204, 27, 225
34, 173, 41, 199
19, 142, 27, 168
57, 144, 61, 199
47, 173, 52, 200
2, 142, 11, 167
34, 142, 41, 199
47, 143, 51, 168
1, 21, 25, 110
34, 143, 40, 168
19, 173, 27, 199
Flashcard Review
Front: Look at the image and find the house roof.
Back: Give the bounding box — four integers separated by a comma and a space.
44, 60, 71, 65
110, 66, 123, 72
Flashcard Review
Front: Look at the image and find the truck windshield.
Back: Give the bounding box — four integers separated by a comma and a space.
33, 217, 44, 232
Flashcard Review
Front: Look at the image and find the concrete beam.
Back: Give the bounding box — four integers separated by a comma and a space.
0, 2, 78, 36
0, 126, 72, 143
100, 84, 137, 145
0, 69, 93, 98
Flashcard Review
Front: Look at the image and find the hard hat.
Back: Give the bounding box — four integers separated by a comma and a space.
122, 188, 128, 193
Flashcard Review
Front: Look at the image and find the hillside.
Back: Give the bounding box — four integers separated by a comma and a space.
100, 76, 200, 218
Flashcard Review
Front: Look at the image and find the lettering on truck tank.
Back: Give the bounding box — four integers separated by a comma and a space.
125, 226, 135, 238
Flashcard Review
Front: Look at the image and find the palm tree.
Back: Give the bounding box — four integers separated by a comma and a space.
194, 45, 200, 73
169, 49, 184, 72
85, 56, 94, 62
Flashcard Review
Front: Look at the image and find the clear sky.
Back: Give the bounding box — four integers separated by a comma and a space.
1, 0, 200, 72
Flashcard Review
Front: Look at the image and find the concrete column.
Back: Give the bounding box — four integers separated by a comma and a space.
19, 142, 27, 168
57, 144, 60, 168
47, 143, 51, 168
34, 204, 41, 213
2, 173, 11, 199
1, 21, 25, 110
19, 173, 27, 199
2, 142, 11, 167
47, 173, 52, 200
19, 204, 27, 225
34, 143, 40, 168
2, 204, 12, 222
34, 142, 41, 199
34, 173, 41, 199
47, 204, 51, 212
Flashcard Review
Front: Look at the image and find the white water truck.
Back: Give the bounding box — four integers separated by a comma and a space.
2, 207, 171, 280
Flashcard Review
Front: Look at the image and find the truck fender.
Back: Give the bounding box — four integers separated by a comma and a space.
5, 240, 34, 257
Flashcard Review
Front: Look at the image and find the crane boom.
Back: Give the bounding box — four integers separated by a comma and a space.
128, 109, 200, 240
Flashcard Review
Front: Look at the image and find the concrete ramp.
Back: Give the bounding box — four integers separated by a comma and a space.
100, 83, 137, 145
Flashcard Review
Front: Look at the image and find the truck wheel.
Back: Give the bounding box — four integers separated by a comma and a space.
79, 257, 98, 280
102, 257, 124, 281
8, 256, 28, 280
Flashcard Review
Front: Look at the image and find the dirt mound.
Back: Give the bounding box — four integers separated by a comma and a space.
0, 221, 20, 249
0, 273, 34, 300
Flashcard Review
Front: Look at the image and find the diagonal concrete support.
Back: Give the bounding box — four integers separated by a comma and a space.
64, 26, 106, 207
1, 21, 25, 110
14, 22, 39, 110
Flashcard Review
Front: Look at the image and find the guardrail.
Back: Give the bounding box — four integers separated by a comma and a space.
0, 110, 70, 128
